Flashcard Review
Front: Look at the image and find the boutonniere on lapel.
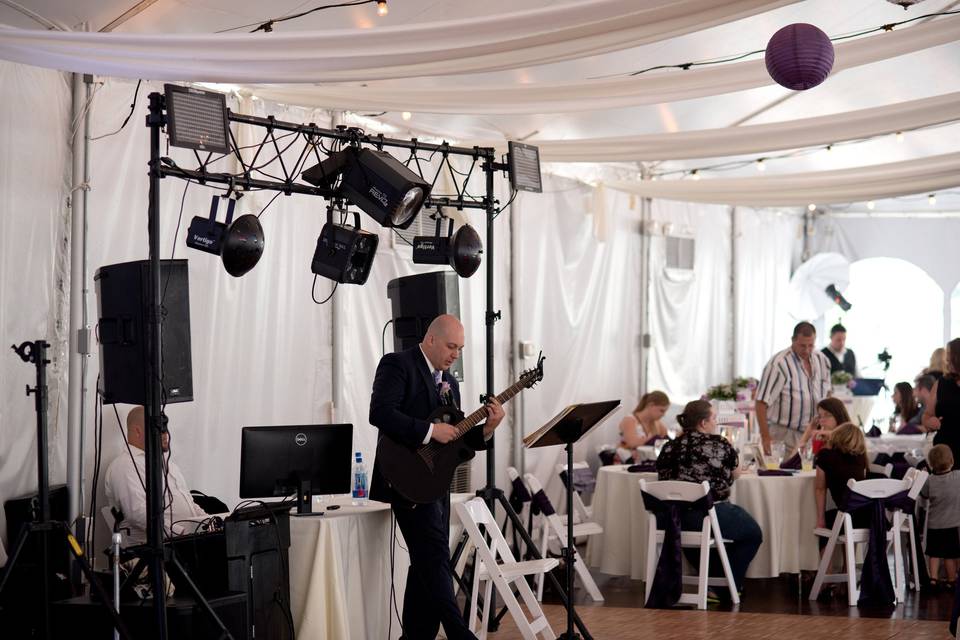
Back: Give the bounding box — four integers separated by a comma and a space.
439, 380, 453, 405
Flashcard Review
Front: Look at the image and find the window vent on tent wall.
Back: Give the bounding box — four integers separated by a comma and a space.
665, 236, 695, 271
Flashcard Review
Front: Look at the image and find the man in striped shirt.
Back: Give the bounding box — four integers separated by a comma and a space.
756, 321, 832, 454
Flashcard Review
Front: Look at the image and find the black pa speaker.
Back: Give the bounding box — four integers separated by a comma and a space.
94, 259, 193, 404
386, 271, 463, 382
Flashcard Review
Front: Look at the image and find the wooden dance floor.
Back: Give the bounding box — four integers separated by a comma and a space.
492, 605, 948, 640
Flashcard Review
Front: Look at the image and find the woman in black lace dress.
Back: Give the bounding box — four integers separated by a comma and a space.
926, 339, 960, 470
656, 400, 762, 593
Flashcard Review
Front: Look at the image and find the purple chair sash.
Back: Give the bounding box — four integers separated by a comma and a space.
641, 490, 713, 608
627, 460, 658, 473
780, 452, 802, 470
840, 488, 914, 607
530, 489, 556, 517
509, 476, 532, 514
559, 467, 597, 494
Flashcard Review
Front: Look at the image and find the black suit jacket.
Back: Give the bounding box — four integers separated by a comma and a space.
369, 345, 487, 503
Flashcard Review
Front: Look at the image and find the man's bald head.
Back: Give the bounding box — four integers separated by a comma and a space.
126, 405, 168, 452
421, 314, 464, 372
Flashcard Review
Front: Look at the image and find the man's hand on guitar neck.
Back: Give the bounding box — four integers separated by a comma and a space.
431, 423, 459, 443
482, 396, 505, 439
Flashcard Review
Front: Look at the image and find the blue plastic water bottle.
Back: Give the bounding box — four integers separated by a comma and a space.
352, 452, 368, 504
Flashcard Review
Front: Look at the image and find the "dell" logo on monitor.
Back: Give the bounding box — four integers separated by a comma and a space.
295, 433, 307, 446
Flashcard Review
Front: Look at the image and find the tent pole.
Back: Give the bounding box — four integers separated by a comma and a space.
730, 206, 738, 380
639, 165, 652, 395
508, 192, 523, 474
67, 61, 92, 562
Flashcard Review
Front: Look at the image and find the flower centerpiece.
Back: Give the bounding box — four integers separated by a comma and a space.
733, 376, 758, 401
705, 384, 737, 401
830, 370, 854, 396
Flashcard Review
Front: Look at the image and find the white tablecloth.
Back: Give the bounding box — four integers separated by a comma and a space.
866, 433, 930, 457
585, 466, 820, 579
289, 497, 408, 640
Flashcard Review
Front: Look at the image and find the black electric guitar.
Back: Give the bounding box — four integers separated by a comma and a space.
376, 355, 544, 504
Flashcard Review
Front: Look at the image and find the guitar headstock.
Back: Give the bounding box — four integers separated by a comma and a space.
519, 352, 545, 389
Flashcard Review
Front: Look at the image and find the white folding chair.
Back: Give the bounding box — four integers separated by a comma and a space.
555, 462, 594, 521
454, 498, 558, 640
893, 467, 928, 590
505, 466, 533, 559
868, 462, 894, 478
524, 474, 604, 602
639, 480, 739, 610
809, 476, 915, 606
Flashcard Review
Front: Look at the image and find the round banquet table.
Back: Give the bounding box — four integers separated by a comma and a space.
865, 433, 930, 457
585, 465, 820, 579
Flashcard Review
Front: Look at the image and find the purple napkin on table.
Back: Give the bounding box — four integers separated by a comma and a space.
866, 425, 882, 437
757, 469, 793, 477
627, 460, 658, 473
780, 452, 802, 470
896, 423, 922, 435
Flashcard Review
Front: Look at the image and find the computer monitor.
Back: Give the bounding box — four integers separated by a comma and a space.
239, 424, 352, 514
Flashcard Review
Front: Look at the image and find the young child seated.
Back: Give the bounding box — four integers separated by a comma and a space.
921, 444, 960, 588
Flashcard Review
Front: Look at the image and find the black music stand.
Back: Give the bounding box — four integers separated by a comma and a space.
524, 400, 620, 640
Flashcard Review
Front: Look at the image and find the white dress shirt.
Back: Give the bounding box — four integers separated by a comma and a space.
104, 447, 207, 546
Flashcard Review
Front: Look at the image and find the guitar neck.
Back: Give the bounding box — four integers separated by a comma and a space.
453, 379, 528, 439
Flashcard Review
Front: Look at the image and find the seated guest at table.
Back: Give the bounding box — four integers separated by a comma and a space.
795, 397, 851, 456
925, 339, 960, 468
916, 374, 937, 432
821, 323, 857, 376
921, 445, 960, 586
616, 390, 670, 463
924, 347, 948, 379
814, 422, 868, 532
656, 400, 762, 595
892, 381, 922, 433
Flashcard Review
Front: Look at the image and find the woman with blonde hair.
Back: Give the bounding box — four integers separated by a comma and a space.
616, 391, 669, 462
814, 422, 869, 530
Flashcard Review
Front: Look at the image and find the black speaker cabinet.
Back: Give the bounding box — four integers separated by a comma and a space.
387, 271, 463, 381
95, 259, 193, 404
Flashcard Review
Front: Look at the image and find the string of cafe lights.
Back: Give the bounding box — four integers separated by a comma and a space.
217, 0, 389, 34
617, 8, 960, 77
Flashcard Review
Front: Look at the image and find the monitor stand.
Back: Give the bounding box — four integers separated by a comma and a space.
296, 479, 312, 514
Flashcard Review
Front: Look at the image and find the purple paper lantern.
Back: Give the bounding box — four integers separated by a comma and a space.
764, 23, 835, 91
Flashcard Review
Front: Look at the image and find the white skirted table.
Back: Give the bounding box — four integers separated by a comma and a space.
585, 465, 820, 579
865, 433, 930, 457
288, 497, 408, 640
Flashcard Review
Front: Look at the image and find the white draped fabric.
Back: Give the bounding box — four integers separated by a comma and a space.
0, 0, 796, 83
0, 62, 71, 547
733, 208, 799, 379
647, 201, 732, 402
249, 17, 960, 113
608, 151, 960, 206
512, 177, 643, 498
475, 93, 960, 162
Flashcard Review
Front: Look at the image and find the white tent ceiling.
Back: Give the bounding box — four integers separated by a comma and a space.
2, 0, 959, 210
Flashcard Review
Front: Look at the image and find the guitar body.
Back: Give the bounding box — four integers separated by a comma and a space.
375, 355, 545, 504
376, 405, 477, 504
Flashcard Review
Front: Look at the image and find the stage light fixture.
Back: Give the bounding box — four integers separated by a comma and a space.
164, 84, 231, 154
507, 141, 542, 193
311, 208, 379, 285
186, 196, 264, 277
302, 147, 431, 230
413, 216, 483, 278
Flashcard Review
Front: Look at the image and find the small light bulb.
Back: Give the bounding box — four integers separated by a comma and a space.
756, 159, 766, 172
895, 131, 904, 143
807, 203, 816, 212
690, 169, 700, 181
825, 144, 833, 153
866, 200, 875, 210
929, 194, 937, 206
377, 0, 388, 16
251, 95, 259, 101
401, 111, 412, 121
650, 175, 658, 181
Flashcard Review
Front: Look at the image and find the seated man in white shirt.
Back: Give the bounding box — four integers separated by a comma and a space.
104, 406, 208, 546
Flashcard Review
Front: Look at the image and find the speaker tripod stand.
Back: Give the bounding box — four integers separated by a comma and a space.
0, 340, 132, 639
